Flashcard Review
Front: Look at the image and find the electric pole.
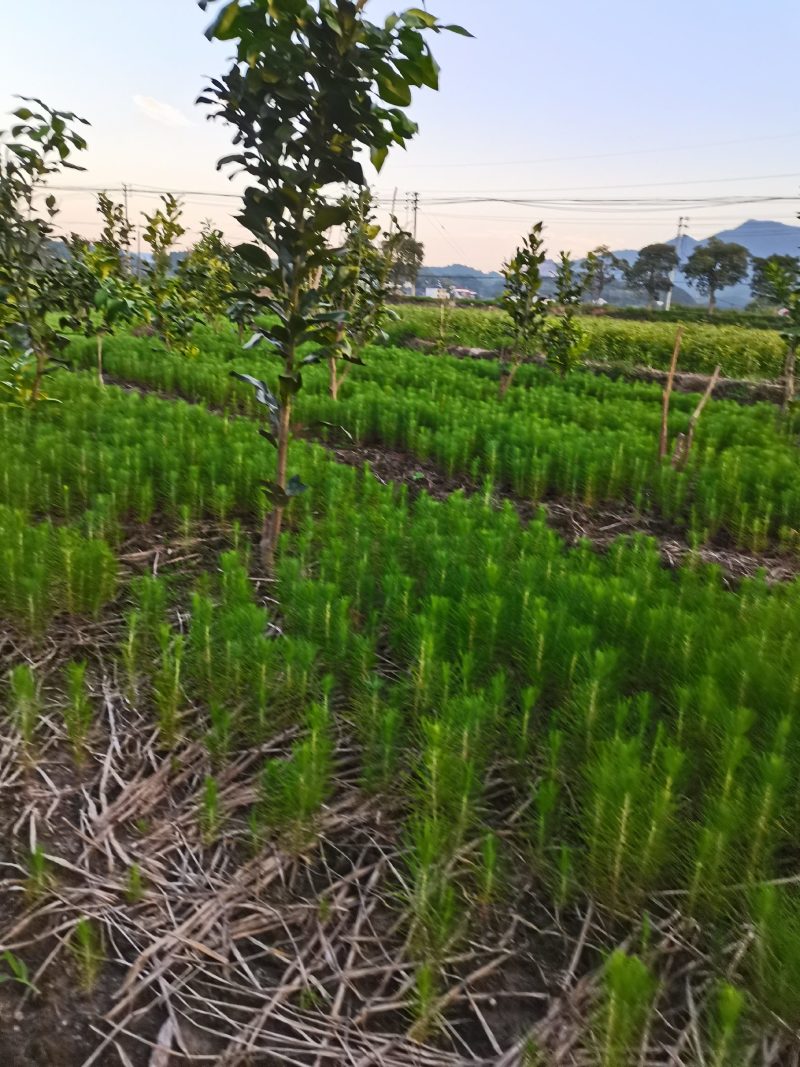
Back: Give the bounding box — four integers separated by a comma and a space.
665, 215, 689, 312
412, 191, 419, 243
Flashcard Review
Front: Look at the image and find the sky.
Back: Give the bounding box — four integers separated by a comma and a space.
2, 0, 799, 271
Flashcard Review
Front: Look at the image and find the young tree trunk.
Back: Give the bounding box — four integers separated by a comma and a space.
783, 343, 796, 414
708, 291, 716, 315
329, 356, 339, 401
30, 346, 46, 404
498, 359, 519, 399
261, 398, 292, 572
97, 335, 105, 387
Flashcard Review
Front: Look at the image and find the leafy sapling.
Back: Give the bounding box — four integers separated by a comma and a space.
498, 222, 548, 397
64, 193, 141, 384
0, 97, 90, 404
200, 0, 470, 569
544, 253, 587, 377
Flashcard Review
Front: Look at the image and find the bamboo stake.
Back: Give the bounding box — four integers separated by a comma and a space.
672, 363, 722, 470
659, 328, 684, 460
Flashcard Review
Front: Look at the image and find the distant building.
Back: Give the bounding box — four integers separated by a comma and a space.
451, 287, 478, 300
424, 286, 451, 301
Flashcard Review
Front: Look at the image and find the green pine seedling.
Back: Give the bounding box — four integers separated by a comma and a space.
0, 950, 40, 996
70, 918, 103, 993
9, 663, 41, 748
125, 863, 145, 905
63, 660, 93, 762
25, 845, 51, 902
594, 951, 657, 1067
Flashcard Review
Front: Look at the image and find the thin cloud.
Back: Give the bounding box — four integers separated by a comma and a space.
133, 95, 193, 129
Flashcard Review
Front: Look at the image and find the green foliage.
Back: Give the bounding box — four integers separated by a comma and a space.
0, 950, 39, 996
200, 0, 467, 566
200, 775, 222, 843
25, 844, 50, 901
544, 252, 588, 377
63, 660, 93, 761
625, 243, 679, 307
384, 302, 786, 378
320, 192, 399, 400
707, 982, 746, 1067
581, 246, 622, 302
125, 863, 145, 905
751, 254, 800, 306
683, 238, 750, 312
140, 194, 199, 355
8, 663, 41, 747
70, 917, 103, 992
498, 223, 548, 387
383, 228, 424, 291
595, 951, 657, 1067
750, 886, 800, 1027
0, 97, 89, 403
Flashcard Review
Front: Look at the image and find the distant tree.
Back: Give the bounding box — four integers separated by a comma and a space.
178, 221, 236, 321
321, 192, 397, 401
581, 245, 621, 302
383, 230, 424, 292
65, 192, 142, 384
141, 195, 199, 354
498, 222, 548, 397
751, 254, 800, 306
625, 244, 679, 308
683, 238, 750, 313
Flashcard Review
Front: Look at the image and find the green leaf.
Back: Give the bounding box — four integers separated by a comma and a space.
315, 204, 352, 230
376, 72, 413, 107
370, 145, 389, 172
443, 24, 474, 37
234, 243, 273, 271
205, 0, 241, 40
403, 8, 439, 27
278, 372, 302, 399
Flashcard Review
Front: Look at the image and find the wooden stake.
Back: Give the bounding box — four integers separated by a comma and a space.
672, 363, 721, 470
659, 328, 683, 460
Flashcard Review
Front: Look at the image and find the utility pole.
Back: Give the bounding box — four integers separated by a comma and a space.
412, 191, 419, 243
665, 215, 689, 312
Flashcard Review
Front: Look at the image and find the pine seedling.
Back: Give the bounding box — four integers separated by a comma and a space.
70, 918, 103, 993
594, 951, 657, 1067
410, 960, 440, 1042
750, 885, 800, 1027
0, 951, 39, 996
121, 609, 141, 699
153, 627, 184, 748
125, 863, 145, 904
200, 775, 221, 843
205, 702, 233, 767
63, 660, 93, 761
708, 982, 746, 1067
8, 663, 41, 748
477, 831, 500, 908
25, 845, 50, 901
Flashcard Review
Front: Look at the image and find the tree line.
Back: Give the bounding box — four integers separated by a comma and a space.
581, 240, 799, 313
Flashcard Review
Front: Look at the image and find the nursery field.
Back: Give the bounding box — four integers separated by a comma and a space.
1, 328, 800, 1065
385, 304, 789, 380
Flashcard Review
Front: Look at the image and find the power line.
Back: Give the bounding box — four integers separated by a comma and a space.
387, 130, 800, 170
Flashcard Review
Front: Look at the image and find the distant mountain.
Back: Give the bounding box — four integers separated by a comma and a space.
417, 263, 504, 300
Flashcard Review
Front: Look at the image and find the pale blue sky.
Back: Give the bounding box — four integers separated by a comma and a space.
2, 0, 799, 269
